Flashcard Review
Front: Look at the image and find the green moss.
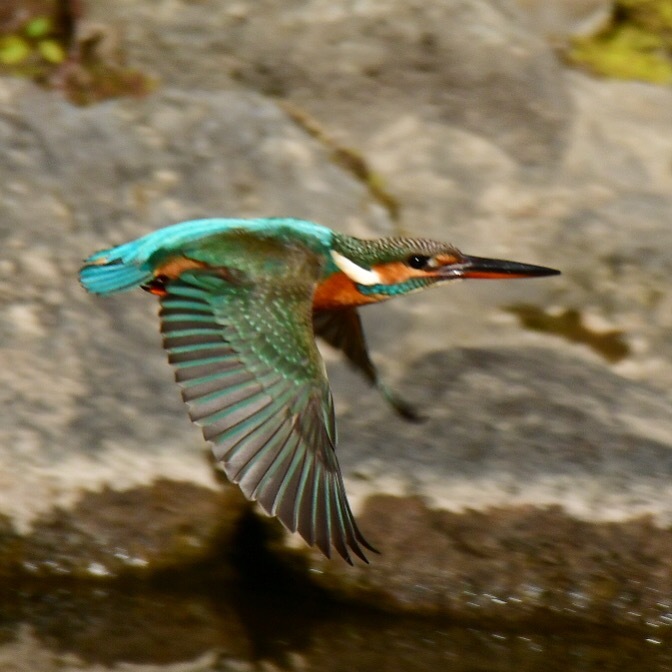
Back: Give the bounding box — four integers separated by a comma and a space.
0, 35, 31, 65
568, 0, 672, 83
25, 15, 53, 39
1, 2, 155, 105
1, 17, 64, 78
37, 38, 65, 64
505, 304, 630, 363
620, 0, 672, 29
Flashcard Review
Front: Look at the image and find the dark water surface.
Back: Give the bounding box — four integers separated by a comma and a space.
1, 557, 670, 672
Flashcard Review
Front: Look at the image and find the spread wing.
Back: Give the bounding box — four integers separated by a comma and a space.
159, 269, 375, 563
313, 308, 422, 421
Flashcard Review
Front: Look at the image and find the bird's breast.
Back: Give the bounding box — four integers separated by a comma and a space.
312, 271, 381, 310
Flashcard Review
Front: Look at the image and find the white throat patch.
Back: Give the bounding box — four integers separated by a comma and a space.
330, 250, 381, 286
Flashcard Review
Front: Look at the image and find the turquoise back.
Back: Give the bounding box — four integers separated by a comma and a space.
79, 218, 334, 295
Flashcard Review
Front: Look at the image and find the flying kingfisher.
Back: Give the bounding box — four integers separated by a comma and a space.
79, 218, 559, 564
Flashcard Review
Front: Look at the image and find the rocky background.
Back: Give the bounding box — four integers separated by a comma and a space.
1, 0, 672, 669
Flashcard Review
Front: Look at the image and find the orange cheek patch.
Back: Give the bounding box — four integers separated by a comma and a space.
372, 261, 408, 283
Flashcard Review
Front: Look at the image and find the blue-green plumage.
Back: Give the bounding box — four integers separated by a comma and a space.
79, 217, 559, 563
80, 218, 333, 295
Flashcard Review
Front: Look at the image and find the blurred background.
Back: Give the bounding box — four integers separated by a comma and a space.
1, 0, 672, 670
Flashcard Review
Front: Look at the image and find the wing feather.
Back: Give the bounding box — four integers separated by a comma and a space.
159, 267, 376, 563
313, 308, 421, 421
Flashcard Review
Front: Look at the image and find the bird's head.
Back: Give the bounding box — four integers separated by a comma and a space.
314, 235, 559, 309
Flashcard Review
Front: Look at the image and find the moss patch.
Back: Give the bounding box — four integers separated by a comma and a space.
0, 0, 155, 104
505, 304, 630, 363
568, 0, 672, 83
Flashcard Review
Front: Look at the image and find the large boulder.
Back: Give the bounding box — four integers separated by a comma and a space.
0, 0, 671, 632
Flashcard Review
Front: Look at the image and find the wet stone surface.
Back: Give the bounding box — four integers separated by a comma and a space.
0, 570, 671, 672
310, 496, 672, 629
15, 480, 248, 579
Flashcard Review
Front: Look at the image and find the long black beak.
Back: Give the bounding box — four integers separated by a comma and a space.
447, 255, 560, 280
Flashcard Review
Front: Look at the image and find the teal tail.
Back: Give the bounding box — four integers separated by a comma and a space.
79, 253, 154, 295
79, 234, 161, 295
78, 218, 248, 295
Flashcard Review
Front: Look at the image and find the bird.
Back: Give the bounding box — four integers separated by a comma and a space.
79, 217, 559, 564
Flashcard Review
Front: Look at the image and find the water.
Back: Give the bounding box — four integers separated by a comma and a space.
1, 558, 670, 672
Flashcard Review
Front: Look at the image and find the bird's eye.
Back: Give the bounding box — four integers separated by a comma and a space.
407, 254, 430, 269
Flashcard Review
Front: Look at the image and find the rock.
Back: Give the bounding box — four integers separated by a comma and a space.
514, 0, 613, 39
1, 0, 671, 632
88, 0, 571, 166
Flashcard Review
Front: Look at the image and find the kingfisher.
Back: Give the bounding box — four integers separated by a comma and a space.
79, 217, 559, 564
